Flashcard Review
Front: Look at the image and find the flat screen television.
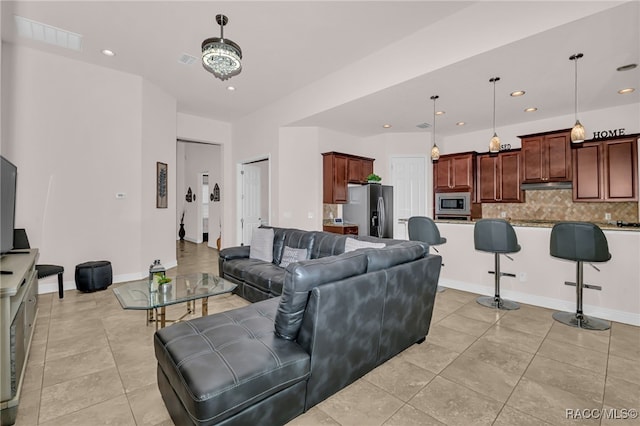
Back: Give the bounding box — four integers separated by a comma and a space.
1, 155, 17, 254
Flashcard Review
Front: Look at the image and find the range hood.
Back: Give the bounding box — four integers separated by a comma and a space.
520, 182, 573, 190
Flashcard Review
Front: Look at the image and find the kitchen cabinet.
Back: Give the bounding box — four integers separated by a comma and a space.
520, 129, 572, 183
573, 135, 638, 202
433, 152, 475, 192
322, 152, 375, 204
323, 224, 359, 235
477, 150, 524, 203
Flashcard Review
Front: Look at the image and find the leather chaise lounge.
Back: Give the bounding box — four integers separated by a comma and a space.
154, 227, 441, 425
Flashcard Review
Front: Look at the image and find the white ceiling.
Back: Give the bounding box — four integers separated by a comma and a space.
2, 1, 639, 138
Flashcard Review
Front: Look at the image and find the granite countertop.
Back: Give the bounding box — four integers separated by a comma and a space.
323, 222, 358, 227
435, 219, 640, 231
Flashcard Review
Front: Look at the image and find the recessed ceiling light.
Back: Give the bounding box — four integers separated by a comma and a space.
510, 90, 526, 97
227, 86, 236, 91
382, 124, 392, 129
618, 88, 635, 94
456, 121, 465, 126
524, 107, 538, 112
435, 111, 445, 115
101, 49, 115, 56
617, 63, 637, 72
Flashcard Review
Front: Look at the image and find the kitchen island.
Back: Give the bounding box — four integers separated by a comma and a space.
434, 220, 640, 325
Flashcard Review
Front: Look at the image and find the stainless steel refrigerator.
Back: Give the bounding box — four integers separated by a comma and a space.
343, 184, 394, 238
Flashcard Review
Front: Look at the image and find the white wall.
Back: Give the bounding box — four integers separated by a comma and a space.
2, 44, 177, 292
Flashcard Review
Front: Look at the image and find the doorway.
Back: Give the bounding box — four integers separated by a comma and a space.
391, 156, 427, 239
238, 157, 270, 246
201, 173, 209, 242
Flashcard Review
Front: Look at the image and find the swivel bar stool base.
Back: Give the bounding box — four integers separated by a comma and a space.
552, 312, 610, 331
477, 295, 520, 310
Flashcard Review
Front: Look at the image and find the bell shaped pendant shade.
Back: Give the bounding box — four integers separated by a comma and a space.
570, 53, 585, 143
571, 120, 585, 143
489, 77, 501, 153
430, 95, 440, 161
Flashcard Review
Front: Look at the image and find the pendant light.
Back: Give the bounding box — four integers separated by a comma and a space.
570, 53, 585, 143
430, 95, 440, 161
489, 77, 501, 153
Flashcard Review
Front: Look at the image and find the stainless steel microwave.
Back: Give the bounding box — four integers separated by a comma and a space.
435, 192, 471, 216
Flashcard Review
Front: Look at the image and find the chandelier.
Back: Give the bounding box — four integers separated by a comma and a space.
202, 14, 242, 81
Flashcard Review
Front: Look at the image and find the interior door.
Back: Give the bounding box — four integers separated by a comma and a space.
391, 157, 426, 239
241, 164, 262, 246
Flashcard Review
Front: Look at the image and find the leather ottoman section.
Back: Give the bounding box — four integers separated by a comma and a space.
243, 263, 286, 294
154, 299, 310, 425
222, 258, 265, 283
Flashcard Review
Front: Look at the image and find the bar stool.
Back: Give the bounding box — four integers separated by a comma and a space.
14, 228, 65, 298
474, 219, 521, 310
550, 221, 611, 330
408, 216, 447, 292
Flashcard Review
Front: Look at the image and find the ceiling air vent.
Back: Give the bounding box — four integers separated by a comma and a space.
416, 123, 431, 129
178, 53, 197, 65
14, 15, 82, 51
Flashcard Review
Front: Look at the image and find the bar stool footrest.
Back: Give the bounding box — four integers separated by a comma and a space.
552, 311, 610, 330
563, 281, 602, 291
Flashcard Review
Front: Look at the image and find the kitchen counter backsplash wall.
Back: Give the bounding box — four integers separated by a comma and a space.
482, 189, 638, 223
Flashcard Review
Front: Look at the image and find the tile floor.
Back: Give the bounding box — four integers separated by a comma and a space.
15, 241, 640, 425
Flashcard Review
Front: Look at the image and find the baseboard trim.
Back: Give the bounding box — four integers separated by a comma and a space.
439, 278, 640, 326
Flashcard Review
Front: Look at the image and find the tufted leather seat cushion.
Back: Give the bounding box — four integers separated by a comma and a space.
154, 298, 310, 425
243, 263, 287, 294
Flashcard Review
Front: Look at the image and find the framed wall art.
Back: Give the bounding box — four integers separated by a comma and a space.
156, 162, 168, 208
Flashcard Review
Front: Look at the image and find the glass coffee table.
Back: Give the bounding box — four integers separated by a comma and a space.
113, 273, 237, 329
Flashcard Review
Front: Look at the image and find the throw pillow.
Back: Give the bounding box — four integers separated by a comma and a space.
249, 228, 275, 262
279, 246, 308, 268
344, 237, 386, 252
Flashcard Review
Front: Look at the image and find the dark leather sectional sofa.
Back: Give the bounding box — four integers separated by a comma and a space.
154, 227, 441, 425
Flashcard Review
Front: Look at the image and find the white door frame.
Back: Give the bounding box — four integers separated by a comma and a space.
236, 155, 271, 246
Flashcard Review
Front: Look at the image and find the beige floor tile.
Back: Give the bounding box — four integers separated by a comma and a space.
524, 355, 605, 405
286, 406, 340, 426
600, 405, 640, 426
382, 404, 445, 426
424, 323, 478, 353
495, 310, 554, 337
546, 321, 611, 353
409, 376, 503, 425
21, 362, 44, 393
38, 367, 125, 423
127, 383, 172, 426
609, 322, 640, 361
537, 337, 608, 375
603, 375, 640, 409
507, 377, 600, 425
118, 357, 158, 393
461, 338, 534, 376
42, 346, 116, 387
363, 356, 435, 402
493, 405, 553, 426
46, 317, 105, 344
436, 288, 477, 305
433, 312, 494, 337
607, 354, 640, 385
37, 395, 136, 426
454, 302, 506, 324
13, 387, 40, 426
479, 323, 545, 354
44, 332, 110, 362
317, 380, 403, 426
398, 341, 460, 375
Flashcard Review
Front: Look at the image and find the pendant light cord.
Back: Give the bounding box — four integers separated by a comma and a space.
490, 77, 500, 134
570, 53, 583, 122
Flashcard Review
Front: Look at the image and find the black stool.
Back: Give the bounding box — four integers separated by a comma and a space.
408, 216, 447, 292
13, 228, 65, 298
474, 219, 521, 310
75, 261, 113, 292
550, 222, 611, 330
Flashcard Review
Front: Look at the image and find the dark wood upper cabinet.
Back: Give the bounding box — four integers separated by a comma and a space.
573, 135, 638, 202
433, 152, 475, 192
521, 129, 572, 183
322, 152, 375, 204
477, 150, 524, 203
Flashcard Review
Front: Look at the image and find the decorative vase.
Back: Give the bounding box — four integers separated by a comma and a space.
179, 223, 185, 240
159, 283, 172, 294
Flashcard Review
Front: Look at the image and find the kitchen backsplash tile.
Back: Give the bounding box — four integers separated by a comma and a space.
482, 189, 638, 222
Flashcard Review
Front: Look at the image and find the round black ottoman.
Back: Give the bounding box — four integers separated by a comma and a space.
75, 260, 112, 292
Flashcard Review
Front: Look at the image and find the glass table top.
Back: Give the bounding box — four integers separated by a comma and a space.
113, 273, 236, 310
